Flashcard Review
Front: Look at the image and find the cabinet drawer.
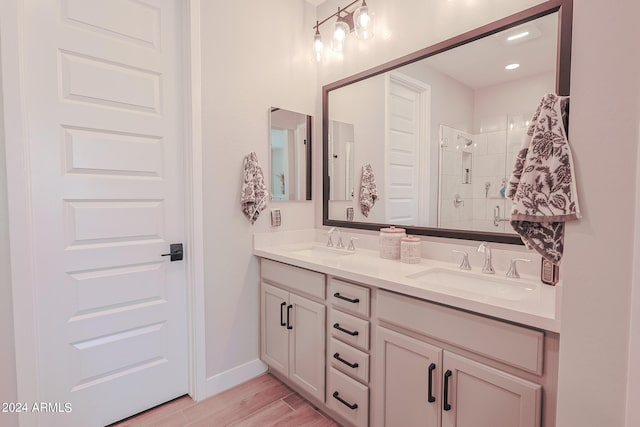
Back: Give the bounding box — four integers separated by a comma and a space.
329, 338, 369, 384
261, 259, 325, 300
327, 367, 369, 427
329, 278, 370, 318
377, 290, 544, 374
329, 309, 370, 351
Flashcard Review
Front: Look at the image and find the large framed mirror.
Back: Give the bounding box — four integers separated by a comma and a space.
270, 107, 312, 201
323, 0, 572, 244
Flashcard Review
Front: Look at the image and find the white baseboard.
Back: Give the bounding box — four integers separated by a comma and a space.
201, 359, 268, 400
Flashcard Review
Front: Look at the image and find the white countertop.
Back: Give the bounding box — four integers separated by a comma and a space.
254, 232, 560, 333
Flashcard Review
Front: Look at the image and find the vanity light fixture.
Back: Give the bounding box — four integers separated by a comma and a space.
313, 0, 374, 60
505, 63, 521, 70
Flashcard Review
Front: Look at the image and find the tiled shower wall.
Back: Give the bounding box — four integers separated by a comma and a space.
439, 115, 530, 233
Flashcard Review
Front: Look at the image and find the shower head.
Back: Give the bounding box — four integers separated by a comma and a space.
457, 134, 473, 147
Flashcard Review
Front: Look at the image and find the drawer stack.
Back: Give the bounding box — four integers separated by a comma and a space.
326, 278, 371, 427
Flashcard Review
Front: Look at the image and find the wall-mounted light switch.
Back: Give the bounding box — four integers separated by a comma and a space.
346, 207, 354, 221
271, 209, 281, 227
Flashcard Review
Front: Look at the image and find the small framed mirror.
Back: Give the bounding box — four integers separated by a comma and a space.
269, 107, 312, 201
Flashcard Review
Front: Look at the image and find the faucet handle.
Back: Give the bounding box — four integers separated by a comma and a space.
452, 250, 472, 270
327, 227, 336, 247
347, 237, 358, 251
335, 230, 345, 249
506, 258, 531, 278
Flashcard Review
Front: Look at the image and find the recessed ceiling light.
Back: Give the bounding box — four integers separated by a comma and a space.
507, 31, 530, 41
505, 63, 520, 70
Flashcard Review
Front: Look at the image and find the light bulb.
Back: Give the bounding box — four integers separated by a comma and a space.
313, 22, 323, 61
332, 18, 349, 52
354, 1, 374, 40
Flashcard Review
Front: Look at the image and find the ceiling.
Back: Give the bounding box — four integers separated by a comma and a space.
407, 13, 558, 89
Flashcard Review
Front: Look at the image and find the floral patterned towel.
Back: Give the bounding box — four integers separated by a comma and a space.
241, 152, 268, 225
359, 163, 378, 218
507, 93, 580, 264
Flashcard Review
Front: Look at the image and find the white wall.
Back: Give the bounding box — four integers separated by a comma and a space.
556, 1, 640, 426
0, 51, 18, 427
200, 0, 318, 385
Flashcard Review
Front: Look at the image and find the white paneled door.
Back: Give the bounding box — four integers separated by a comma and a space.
21, 0, 187, 425
385, 73, 430, 226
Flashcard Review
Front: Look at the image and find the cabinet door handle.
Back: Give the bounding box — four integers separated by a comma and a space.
428, 363, 436, 403
333, 352, 359, 369
443, 369, 452, 411
333, 323, 359, 336
333, 292, 360, 304
279, 302, 286, 327
286, 305, 293, 330
332, 391, 358, 410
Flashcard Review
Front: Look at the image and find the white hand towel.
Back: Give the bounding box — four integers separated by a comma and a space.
241, 152, 268, 225
507, 93, 580, 264
359, 163, 378, 218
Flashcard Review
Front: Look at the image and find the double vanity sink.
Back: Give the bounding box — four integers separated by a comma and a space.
255, 232, 561, 426
254, 238, 559, 332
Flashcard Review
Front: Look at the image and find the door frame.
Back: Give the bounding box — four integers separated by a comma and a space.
0, 1, 207, 425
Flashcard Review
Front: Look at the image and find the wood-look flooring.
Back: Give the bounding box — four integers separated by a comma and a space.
110, 373, 338, 427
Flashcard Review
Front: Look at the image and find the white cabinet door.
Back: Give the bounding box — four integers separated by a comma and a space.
261, 283, 289, 376
289, 293, 326, 402
442, 352, 541, 427
375, 327, 441, 427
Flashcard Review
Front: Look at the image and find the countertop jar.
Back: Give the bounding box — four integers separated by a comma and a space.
401, 235, 421, 264
379, 226, 406, 259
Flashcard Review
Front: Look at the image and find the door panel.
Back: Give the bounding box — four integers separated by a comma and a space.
442, 352, 541, 427
289, 293, 325, 402
22, 0, 186, 425
386, 75, 428, 225
261, 283, 290, 376
375, 327, 441, 427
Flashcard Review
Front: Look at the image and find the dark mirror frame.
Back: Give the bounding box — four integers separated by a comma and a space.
322, 0, 572, 244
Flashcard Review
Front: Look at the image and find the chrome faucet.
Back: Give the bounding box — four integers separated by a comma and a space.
477, 242, 495, 274
327, 227, 345, 249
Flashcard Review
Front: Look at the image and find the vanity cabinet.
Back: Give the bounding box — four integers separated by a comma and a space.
374, 290, 545, 427
260, 260, 326, 402
376, 326, 541, 427
257, 258, 557, 427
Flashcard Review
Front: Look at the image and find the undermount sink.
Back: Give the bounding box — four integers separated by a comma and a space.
406, 268, 538, 301
286, 244, 353, 260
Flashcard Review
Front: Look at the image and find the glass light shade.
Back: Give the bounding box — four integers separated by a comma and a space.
354, 3, 374, 40
332, 20, 349, 52
314, 30, 323, 61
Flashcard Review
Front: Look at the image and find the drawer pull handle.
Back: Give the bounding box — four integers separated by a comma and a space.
334, 292, 360, 304
286, 305, 293, 330
332, 391, 358, 410
333, 323, 359, 336
443, 369, 452, 411
279, 302, 286, 327
333, 352, 359, 369
427, 363, 436, 403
